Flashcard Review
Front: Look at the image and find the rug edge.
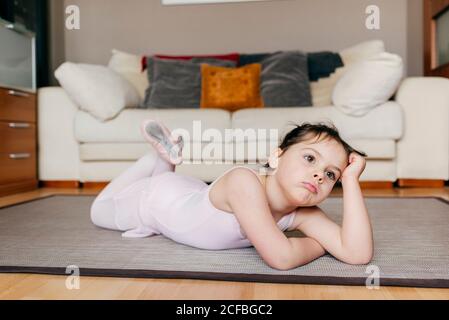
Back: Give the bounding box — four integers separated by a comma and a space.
1, 266, 449, 289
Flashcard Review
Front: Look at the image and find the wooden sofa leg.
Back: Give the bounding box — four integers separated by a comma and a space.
397, 179, 445, 188
39, 181, 80, 188
359, 181, 393, 189
82, 182, 108, 189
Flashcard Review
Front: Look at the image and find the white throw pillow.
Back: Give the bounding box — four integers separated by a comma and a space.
311, 40, 386, 106
339, 39, 385, 65
55, 62, 140, 122
332, 52, 404, 117
107, 49, 149, 101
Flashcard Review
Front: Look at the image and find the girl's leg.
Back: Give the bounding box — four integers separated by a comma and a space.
90, 152, 174, 230
91, 119, 183, 231
95, 152, 173, 202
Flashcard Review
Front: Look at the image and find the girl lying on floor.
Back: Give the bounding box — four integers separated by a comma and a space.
90, 120, 373, 270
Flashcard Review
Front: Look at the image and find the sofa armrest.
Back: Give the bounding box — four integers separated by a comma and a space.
395, 77, 449, 180
38, 87, 80, 181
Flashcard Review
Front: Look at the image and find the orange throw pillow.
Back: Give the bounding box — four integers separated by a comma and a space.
200, 63, 264, 111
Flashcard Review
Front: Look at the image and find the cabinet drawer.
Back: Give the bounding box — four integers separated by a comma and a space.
0, 152, 36, 184
0, 87, 36, 122
0, 121, 36, 153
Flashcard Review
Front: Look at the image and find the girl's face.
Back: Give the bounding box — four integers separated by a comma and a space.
273, 137, 349, 207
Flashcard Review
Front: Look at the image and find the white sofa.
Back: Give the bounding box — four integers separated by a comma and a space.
37, 77, 449, 184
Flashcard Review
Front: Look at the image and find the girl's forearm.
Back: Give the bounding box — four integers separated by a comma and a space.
283, 237, 326, 270
341, 176, 374, 263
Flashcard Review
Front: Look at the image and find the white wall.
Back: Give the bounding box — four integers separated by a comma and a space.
49, 0, 423, 84
407, 0, 423, 76
48, 0, 66, 85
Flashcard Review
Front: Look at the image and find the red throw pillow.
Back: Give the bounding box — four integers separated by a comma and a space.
141, 53, 239, 72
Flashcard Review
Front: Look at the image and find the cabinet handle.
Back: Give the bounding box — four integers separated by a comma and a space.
8, 90, 29, 98
8, 122, 30, 128
9, 153, 31, 159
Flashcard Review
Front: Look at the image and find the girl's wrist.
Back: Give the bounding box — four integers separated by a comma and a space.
341, 175, 360, 184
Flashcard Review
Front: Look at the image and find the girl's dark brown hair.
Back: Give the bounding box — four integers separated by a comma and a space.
262, 121, 367, 168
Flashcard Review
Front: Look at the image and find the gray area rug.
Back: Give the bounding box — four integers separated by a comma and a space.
0, 195, 448, 288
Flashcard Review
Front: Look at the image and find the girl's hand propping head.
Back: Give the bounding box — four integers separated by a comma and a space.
341, 152, 366, 181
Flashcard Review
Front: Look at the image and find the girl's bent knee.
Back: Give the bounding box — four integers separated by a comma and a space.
90, 199, 118, 230
89, 200, 102, 226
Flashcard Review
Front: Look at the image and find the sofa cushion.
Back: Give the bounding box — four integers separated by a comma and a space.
307, 51, 344, 81
74, 108, 231, 143
311, 40, 386, 106
146, 52, 240, 68
200, 63, 264, 111
107, 49, 149, 101
79, 160, 249, 183
238, 53, 270, 66
79, 138, 395, 162
78, 159, 396, 183
75, 100, 402, 146
260, 51, 312, 107
141, 57, 236, 108
230, 139, 395, 161
54, 62, 141, 122
332, 52, 404, 117
239, 51, 343, 82
231, 101, 403, 141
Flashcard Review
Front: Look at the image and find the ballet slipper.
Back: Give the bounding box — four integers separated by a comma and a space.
140, 119, 184, 165
158, 120, 183, 146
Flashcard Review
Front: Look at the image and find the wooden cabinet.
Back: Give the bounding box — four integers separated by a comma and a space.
0, 86, 38, 196
424, 0, 449, 77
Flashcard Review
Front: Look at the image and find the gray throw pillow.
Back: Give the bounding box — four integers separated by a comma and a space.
141, 57, 236, 108
261, 51, 312, 107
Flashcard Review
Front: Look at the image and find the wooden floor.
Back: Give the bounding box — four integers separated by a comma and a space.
0, 186, 448, 300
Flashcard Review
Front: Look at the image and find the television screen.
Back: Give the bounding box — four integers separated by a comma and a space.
0, 19, 36, 92
0, 0, 14, 24
436, 8, 449, 68
0, 0, 36, 32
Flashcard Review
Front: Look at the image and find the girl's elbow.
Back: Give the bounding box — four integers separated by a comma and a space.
270, 260, 298, 271
362, 250, 374, 264
267, 256, 292, 271
271, 263, 290, 271
268, 253, 310, 271
345, 250, 373, 265
266, 252, 296, 271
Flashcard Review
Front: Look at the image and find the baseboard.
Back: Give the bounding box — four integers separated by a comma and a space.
39, 180, 80, 188
39, 179, 447, 190
397, 179, 445, 188
0, 180, 38, 197
359, 181, 393, 189
81, 182, 108, 189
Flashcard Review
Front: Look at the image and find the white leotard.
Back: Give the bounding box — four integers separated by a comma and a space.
112, 166, 296, 250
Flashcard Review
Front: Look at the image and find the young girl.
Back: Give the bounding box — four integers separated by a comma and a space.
90, 120, 373, 270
